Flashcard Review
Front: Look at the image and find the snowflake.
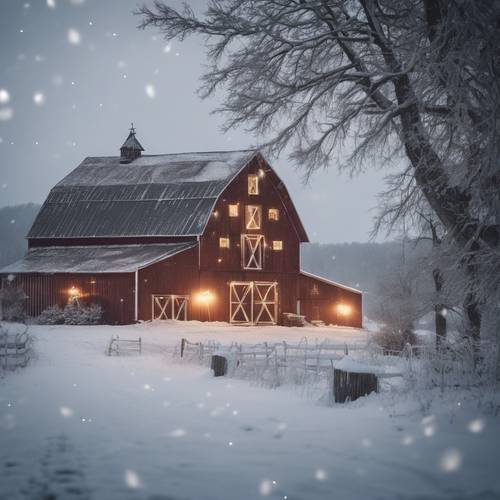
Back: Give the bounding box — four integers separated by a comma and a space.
145, 84, 156, 99
67, 28, 81, 45
33, 92, 46, 106
0, 108, 13, 121
47, 0, 56, 7
0, 89, 10, 104
124, 469, 142, 489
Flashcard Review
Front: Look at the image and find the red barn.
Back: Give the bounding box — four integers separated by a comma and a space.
1, 128, 362, 327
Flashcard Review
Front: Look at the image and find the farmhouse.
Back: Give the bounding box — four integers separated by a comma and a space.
0, 127, 362, 327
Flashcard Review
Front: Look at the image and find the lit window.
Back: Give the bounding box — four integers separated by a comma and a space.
228, 204, 239, 217
268, 208, 279, 221
219, 237, 230, 248
245, 205, 262, 229
248, 174, 259, 195
242, 234, 264, 270
272, 240, 283, 251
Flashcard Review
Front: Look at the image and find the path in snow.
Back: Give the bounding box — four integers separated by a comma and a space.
0, 322, 499, 500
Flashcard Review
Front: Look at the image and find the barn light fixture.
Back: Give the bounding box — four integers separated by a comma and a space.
195, 290, 215, 305
336, 303, 352, 316
68, 286, 80, 298
258, 168, 265, 178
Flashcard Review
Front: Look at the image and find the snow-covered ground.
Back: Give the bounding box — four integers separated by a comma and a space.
1, 321, 499, 500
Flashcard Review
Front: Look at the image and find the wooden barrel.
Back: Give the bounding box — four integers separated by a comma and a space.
333, 368, 378, 403
211, 355, 228, 377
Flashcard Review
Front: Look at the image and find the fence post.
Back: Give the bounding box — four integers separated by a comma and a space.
180, 338, 186, 358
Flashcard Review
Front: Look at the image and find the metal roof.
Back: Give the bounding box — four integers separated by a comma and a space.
121, 131, 144, 151
0, 243, 196, 274
28, 150, 257, 239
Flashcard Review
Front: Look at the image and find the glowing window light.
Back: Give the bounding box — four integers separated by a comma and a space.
219, 237, 230, 248
248, 174, 259, 195
228, 204, 239, 217
272, 240, 283, 251
336, 303, 352, 316
268, 208, 279, 221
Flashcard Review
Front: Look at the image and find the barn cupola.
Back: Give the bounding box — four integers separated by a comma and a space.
120, 123, 144, 163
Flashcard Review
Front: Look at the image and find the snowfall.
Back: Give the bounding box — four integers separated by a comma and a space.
1, 321, 499, 500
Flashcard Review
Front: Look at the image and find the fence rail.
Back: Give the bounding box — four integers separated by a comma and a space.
0, 324, 32, 370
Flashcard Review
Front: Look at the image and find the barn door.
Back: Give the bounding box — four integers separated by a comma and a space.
229, 282, 253, 324
229, 281, 278, 325
152, 294, 189, 321
253, 282, 278, 324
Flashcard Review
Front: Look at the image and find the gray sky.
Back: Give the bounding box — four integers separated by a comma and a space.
0, 0, 389, 244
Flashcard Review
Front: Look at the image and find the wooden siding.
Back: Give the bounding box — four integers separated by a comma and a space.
200, 155, 301, 275
137, 246, 199, 320
4, 273, 135, 324
298, 273, 362, 328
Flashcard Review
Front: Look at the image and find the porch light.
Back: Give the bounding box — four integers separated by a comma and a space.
336, 303, 352, 316
258, 168, 265, 178
68, 286, 80, 298
195, 290, 215, 305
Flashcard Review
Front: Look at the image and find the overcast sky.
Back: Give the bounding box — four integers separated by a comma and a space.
0, 0, 391, 244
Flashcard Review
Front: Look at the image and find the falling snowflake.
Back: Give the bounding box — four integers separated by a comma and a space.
47, 0, 56, 7
59, 406, 74, 418
440, 448, 462, 472
169, 428, 186, 438
33, 92, 46, 106
124, 469, 142, 489
0, 89, 10, 104
67, 28, 81, 45
145, 84, 155, 99
163, 44, 171, 53
259, 480, 273, 496
315, 468, 327, 481
468, 418, 485, 433
0, 108, 13, 121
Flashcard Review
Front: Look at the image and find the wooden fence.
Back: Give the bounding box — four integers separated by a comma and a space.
0, 324, 32, 370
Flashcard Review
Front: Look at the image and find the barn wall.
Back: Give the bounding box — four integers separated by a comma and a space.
138, 247, 199, 321
298, 274, 362, 328
2, 273, 135, 324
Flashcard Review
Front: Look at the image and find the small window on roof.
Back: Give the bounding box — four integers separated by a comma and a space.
248, 175, 259, 195
228, 204, 239, 217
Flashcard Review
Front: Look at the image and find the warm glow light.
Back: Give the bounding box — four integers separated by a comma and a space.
258, 168, 265, 178
195, 290, 215, 305
336, 303, 352, 316
68, 286, 80, 298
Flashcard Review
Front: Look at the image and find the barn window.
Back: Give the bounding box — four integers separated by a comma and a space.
245, 205, 262, 229
311, 284, 319, 296
248, 175, 259, 195
219, 237, 230, 248
228, 204, 239, 217
272, 240, 283, 251
242, 234, 264, 270
268, 208, 279, 221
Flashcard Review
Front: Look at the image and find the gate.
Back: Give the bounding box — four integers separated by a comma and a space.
152, 294, 189, 321
229, 281, 278, 325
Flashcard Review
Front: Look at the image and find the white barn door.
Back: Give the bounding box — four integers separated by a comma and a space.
229, 281, 277, 325
152, 294, 189, 321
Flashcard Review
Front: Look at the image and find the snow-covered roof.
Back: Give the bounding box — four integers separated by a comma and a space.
28, 150, 257, 239
300, 270, 363, 294
0, 243, 196, 274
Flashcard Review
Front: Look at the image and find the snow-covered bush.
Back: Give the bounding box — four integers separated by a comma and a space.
373, 327, 417, 353
37, 305, 65, 325
63, 303, 102, 325
0, 286, 26, 322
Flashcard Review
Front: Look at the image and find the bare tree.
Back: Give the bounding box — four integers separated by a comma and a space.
138, 0, 500, 343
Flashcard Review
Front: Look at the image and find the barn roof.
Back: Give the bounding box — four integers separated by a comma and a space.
0, 242, 196, 274
28, 150, 258, 239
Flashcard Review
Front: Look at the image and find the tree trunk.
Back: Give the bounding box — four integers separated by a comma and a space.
433, 268, 447, 347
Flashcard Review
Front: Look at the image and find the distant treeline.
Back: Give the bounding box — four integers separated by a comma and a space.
0, 204, 40, 268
